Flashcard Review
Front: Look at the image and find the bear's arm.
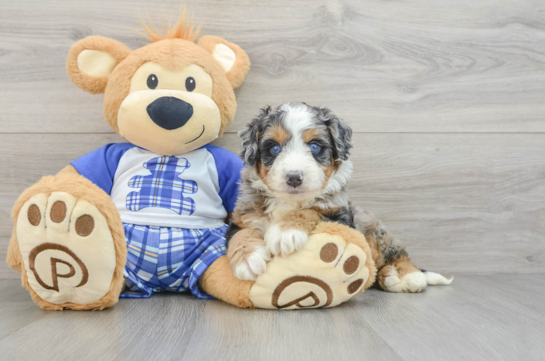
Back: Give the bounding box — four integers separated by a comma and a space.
70, 143, 136, 195
203, 144, 244, 215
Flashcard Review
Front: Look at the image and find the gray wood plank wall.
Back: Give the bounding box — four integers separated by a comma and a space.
1, 0, 544, 279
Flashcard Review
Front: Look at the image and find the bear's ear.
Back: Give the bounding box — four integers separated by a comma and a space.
66, 36, 132, 94
198, 35, 250, 89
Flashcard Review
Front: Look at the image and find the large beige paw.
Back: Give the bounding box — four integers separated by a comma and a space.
17, 192, 117, 305
250, 230, 372, 309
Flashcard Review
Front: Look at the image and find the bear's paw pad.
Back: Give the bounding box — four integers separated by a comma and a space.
249, 232, 371, 310
17, 192, 116, 305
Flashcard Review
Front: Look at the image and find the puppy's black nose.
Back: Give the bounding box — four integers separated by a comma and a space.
286, 173, 303, 188
146, 96, 193, 130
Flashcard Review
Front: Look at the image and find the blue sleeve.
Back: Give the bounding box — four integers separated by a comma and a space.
70, 143, 135, 195
204, 145, 244, 213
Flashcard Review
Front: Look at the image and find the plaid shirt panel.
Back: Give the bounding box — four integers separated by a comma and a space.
120, 223, 227, 299
126, 156, 198, 215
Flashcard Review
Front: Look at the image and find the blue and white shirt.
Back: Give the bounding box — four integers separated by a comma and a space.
71, 143, 243, 229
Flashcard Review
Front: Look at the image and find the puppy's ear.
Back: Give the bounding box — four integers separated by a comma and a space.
66, 36, 132, 94
239, 106, 271, 166
198, 35, 250, 89
320, 108, 353, 161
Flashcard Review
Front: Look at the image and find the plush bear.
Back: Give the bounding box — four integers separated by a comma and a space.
6, 13, 375, 310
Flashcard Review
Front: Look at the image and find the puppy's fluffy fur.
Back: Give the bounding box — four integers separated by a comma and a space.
226, 102, 452, 292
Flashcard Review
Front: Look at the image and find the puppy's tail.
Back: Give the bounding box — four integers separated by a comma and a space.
421, 270, 454, 286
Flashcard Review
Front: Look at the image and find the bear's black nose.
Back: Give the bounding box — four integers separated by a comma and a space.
146, 97, 193, 130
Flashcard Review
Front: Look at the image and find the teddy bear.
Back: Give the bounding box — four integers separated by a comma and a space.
5, 12, 376, 310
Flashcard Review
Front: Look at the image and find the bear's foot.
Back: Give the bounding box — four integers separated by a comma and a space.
249, 223, 376, 309
17, 191, 123, 310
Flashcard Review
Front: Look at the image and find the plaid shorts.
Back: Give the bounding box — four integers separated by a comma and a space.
120, 223, 228, 299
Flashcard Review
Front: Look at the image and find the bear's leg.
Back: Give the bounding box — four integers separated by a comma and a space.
200, 256, 255, 308
8, 165, 126, 310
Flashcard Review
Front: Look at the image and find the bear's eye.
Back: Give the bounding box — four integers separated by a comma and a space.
185, 77, 196, 92
147, 74, 158, 89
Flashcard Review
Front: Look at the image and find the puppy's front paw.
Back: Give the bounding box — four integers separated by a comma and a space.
265, 224, 308, 257
234, 247, 271, 281
228, 234, 271, 281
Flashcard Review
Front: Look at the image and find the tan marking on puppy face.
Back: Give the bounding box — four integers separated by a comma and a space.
257, 161, 272, 187
322, 162, 335, 178
319, 156, 336, 188
266, 125, 290, 145
304, 127, 335, 184
302, 128, 322, 143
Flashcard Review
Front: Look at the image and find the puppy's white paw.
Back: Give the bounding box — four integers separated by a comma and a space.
384, 269, 428, 293
265, 225, 308, 257
233, 247, 271, 281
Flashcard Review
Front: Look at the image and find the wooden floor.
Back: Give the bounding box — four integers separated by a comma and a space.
1, 274, 543, 361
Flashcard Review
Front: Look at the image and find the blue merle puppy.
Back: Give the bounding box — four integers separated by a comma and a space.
226, 102, 452, 292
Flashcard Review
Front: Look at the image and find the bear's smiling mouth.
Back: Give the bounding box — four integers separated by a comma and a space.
185, 125, 205, 144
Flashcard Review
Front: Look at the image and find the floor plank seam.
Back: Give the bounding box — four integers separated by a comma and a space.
346, 301, 408, 361
0, 311, 49, 343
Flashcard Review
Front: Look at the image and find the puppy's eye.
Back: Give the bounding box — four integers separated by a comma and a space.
309, 143, 321, 154
147, 74, 158, 89
185, 77, 196, 92
270, 145, 282, 155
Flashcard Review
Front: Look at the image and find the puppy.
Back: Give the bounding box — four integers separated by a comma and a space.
226, 102, 452, 293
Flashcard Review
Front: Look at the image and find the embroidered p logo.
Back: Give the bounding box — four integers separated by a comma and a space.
272, 276, 334, 309
28, 243, 89, 292
126, 156, 198, 215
